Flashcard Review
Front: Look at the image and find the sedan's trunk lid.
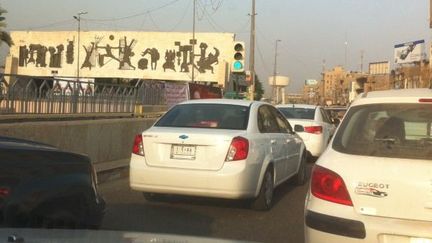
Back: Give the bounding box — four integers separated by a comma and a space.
142, 127, 245, 171
322, 151, 432, 222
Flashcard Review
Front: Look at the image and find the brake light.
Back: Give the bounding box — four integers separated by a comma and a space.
304, 126, 323, 134
0, 187, 10, 197
225, 137, 249, 161
419, 98, 432, 103
132, 134, 145, 156
311, 165, 353, 206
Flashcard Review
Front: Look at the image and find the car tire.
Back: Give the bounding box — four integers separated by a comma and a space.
251, 168, 274, 211
294, 151, 307, 186
143, 192, 163, 202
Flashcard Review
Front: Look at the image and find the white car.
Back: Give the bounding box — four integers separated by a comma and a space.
304, 88, 432, 242
276, 104, 336, 159
130, 99, 307, 210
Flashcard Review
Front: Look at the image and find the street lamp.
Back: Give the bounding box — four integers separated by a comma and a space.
73, 11, 87, 82
273, 39, 281, 103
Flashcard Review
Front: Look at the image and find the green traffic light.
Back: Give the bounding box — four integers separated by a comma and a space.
233, 61, 243, 70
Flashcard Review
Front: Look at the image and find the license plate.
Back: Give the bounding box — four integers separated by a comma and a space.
411, 238, 432, 243
170, 145, 196, 160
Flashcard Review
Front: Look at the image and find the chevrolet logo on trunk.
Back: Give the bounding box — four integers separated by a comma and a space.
179, 135, 189, 140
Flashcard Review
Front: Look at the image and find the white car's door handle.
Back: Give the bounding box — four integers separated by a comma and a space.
270, 139, 276, 144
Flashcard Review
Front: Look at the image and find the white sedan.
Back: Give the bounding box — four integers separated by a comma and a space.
276, 104, 336, 159
130, 99, 307, 210
305, 88, 432, 242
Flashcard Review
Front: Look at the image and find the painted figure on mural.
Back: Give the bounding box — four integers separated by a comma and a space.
48, 44, 64, 68
18, 45, 29, 67
35, 46, 48, 67
196, 43, 219, 74
140, 48, 160, 70
28, 44, 39, 64
98, 43, 119, 67
175, 41, 193, 73
163, 50, 176, 72
119, 37, 137, 70
81, 42, 96, 70
66, 40, 74, 64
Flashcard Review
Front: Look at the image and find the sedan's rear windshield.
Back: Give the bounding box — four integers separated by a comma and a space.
333, 104, 432, 160
155, 104, 250, 130
278, 107, 315, 119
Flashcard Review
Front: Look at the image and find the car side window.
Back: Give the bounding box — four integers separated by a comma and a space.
270, 107, 293, 133
258, 105, 280, 133
320, 108, 332, 124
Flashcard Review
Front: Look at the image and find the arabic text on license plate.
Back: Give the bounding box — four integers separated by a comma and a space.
411, 238, 432, 243
171, 145, 196, 160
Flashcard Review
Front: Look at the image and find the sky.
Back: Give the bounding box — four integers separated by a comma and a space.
0, 0, 431, 95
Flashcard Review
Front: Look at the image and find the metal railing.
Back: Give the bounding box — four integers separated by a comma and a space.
0, 74, 141, 114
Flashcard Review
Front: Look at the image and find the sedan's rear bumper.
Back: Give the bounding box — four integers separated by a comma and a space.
129, 154, 261, 199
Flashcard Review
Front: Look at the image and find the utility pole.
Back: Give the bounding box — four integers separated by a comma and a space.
272, 39, 281, 103
192, 0, 196, 83
73, 11, 87, 82
249, 0, 256, 100
360, 50, 364, 73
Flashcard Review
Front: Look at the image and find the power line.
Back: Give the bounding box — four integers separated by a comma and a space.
84, 0, 181, 22
24, 19, 75, 30
196, 0, 219, 31
256, 39, 272, 73
168, 0, 192, 31
197, 0, 226, 32
148, 12, 160, 31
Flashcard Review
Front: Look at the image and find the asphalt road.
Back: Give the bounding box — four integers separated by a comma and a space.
99, 166, 311, 243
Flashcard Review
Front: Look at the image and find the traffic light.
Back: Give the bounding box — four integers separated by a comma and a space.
232, 42, 245, 73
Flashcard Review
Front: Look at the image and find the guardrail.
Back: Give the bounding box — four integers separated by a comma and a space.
0, 74, 167, 115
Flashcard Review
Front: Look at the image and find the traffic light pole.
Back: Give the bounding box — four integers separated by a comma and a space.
249, 0, 256, 101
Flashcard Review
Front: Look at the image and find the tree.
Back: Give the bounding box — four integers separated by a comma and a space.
254, 74, 264, 101
0, 7, 13, 47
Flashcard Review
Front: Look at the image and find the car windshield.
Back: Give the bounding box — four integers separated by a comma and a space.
333, 104, 432, 160
155, 104, 250, 130
278, 107, 315, 120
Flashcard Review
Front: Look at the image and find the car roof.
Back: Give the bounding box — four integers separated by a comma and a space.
352, 88, 432, 106
179, 99, 264, 107
276, 104, 318, 109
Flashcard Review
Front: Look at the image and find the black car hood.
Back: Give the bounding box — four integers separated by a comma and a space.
0, 136, 58, 151
0, 228, 257, 243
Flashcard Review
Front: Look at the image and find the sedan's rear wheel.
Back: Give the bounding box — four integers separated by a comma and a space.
251, 169, 274, 211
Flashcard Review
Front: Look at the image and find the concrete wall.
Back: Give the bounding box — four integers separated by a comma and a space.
0, 118, 157, 171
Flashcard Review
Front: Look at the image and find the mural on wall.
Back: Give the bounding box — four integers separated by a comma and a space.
16, 33, 223, 79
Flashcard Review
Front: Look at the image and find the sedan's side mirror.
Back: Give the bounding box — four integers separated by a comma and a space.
294, 125, 304, 132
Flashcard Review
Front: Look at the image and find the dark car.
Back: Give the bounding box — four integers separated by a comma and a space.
0, 136, 105, 229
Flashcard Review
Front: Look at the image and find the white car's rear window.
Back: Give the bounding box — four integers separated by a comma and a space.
155, 104, 250, 130
333, 104, 432, 160
278, 107, 315, 119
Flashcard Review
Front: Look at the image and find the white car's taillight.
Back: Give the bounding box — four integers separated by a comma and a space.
311, 165, 353, 206
225, 136, 249, 161
132, 134, 145, 156
304, 126, 323, 134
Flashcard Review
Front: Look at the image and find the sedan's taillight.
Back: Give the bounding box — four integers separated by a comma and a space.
0, 187, 10, 197
225, 137, 249, 161
132, 134, 145, 156
311, 165, 353, 206
304, 126, 323, 134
